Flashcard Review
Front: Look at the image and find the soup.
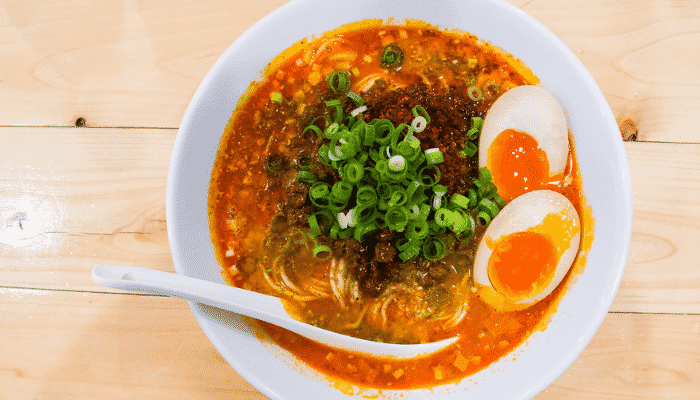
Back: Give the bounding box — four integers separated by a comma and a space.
209, 20, 584, 389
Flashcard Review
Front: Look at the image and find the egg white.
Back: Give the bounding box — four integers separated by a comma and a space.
478, 85, 569, 178
473, 190, 580, 311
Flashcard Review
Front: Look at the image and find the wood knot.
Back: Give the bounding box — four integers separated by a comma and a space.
617, 117, 638, 142
75, 117, 87, 127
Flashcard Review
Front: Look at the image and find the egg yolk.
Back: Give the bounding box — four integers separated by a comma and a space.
487, 231, 558, 299
487, 129, 549, 202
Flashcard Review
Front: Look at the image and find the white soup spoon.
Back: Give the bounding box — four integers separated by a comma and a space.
92, 264, 459, 359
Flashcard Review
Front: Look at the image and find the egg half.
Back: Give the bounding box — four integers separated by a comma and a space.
479, 85, 569, 202
473, 190, 580, 311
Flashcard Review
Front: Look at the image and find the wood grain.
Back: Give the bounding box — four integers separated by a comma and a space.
1, 1, 697, 399
538, 311, 700, 399
611, 142, 700, 313
0, 0, 288, 128
518, 0, 700, 143
1, 0, 698, 143
0, 127, 175, 289
1, 289, 698, 400
0, 289, 267, 400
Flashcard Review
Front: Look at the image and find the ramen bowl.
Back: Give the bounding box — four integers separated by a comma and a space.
166, 0, 632, 398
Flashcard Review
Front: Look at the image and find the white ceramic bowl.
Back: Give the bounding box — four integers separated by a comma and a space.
167, 0, 633, 399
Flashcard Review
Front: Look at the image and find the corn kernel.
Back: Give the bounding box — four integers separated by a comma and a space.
270, 92, 283, 102
453, 354, 469, 371
308, 71, 321, 86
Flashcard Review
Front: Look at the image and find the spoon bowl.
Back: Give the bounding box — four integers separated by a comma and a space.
92, 264, 459, 359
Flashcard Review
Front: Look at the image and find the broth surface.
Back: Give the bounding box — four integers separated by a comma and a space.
209, 21, 582, 389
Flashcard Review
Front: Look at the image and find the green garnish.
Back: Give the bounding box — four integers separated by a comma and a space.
380, 44, 405, 70
299, 72, 505, 262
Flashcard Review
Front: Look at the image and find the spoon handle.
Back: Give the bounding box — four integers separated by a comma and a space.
92, 264, 289, 324
92, 264, 459, 358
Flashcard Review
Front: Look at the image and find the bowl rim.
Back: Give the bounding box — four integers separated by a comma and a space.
166, 0, 633, 398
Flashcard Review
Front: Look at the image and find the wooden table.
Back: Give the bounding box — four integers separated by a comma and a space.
1, 1, 698, 398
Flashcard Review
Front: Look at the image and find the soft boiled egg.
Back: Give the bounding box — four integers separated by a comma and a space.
473, 190, 580, 312
479, 85, 569, 202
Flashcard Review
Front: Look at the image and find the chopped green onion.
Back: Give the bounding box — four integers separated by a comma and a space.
337, 226, 353, 239
435, 208, 453, 227
471, 116, 484, 131
468, 85, 483, 101
351, 105, 367, 117
308, 214, 321, 236
347, 91, 365, 106
419, 203, 431, 220
411, 116, 427, 133
432, 193, 444, 209
297, 170, 317, 184
331, 181, 353, 202
463, 141, 477, 157
353, 204, 376, 224
330, 222, 340, 239
372, 119, 394, 145
456, 228, 474, 241
296, 155, 314, 170
390, 123, 410, 146
406, 204, 421, 220
388, 155, 406, 172
425, 148, 444, 165
385, 206, 409, 231
298, 94, 502, 265
343, 160, 364, 183
302, 124, 323, 138
412, 105, 431, 124
422, 238, 446, 261
337, 209, 356, 229
405, 180, 422, 203
479, 182, 497, 199
406, 219, 429, 240
493, 193, 506, 208
353, 222, 378, 242
396, 141, 414, 158
325, 122, 340, 138
308, 211, 333, 236
313, 245, 332, 260
356, 186, 378, 207
326, 70, 351, 93
309, 182, 330, 198
468, 189, 478, 208
476, 211, 491, 226
450, 193, 470, 209
387, 187, 408, 208
317, 144, 331, 165
404, 134, 420, 149
399, 244, 421, 262
309, 183, 330, 208
380, 44, 404, 70
478, 166, 492, 181
478, 198, 500, 218
265, 154, 288, 173
418, 164, 441, 186
449, 209, 470, 234
363, 125, 376, 146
